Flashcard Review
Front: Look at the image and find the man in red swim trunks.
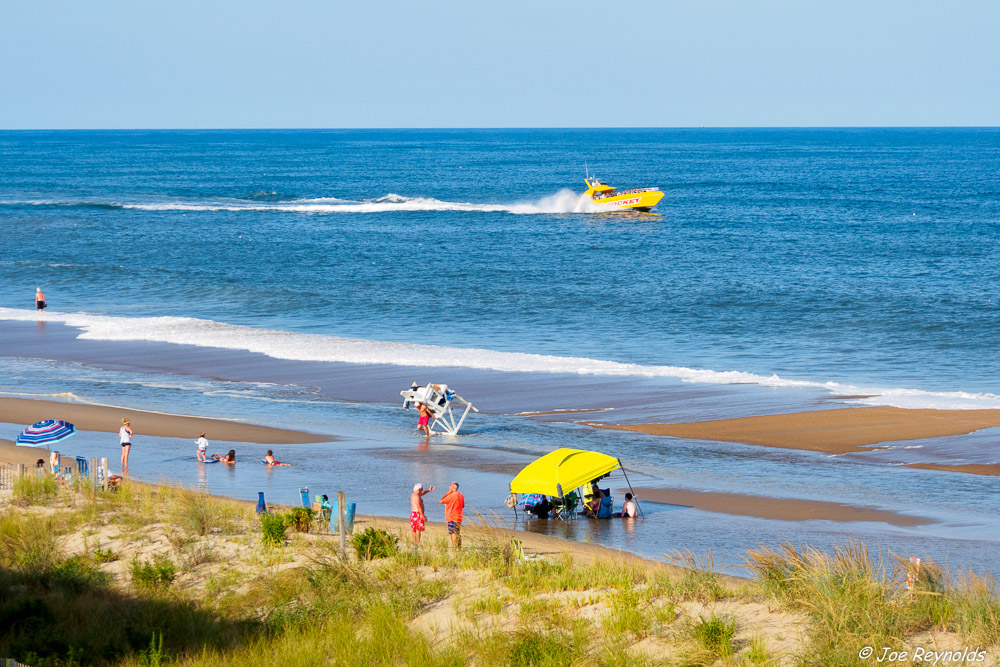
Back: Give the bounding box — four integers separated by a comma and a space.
416, 402, 432, 436
410, 482, 435, 546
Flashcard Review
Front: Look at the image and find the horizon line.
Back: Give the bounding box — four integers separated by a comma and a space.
2, 125, 1000, 132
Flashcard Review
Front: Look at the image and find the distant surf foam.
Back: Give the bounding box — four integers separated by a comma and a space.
2, 308, 999, 410
0, 190, 601, 215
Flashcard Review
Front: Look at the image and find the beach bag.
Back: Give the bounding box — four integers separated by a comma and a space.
504, 493, 517, 509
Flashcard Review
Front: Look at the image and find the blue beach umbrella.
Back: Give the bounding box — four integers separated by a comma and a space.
16, 419, 77, 447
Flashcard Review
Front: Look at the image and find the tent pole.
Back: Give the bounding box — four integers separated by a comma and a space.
620, 463, 644, 519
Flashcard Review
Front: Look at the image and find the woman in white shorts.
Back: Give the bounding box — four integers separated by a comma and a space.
120, 418, 133, 472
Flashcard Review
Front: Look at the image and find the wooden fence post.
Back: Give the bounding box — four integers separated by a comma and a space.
337, 490, 347, 557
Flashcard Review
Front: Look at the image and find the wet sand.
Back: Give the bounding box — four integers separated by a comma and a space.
0, 397, 332, 445
632, 487, 932, 527
906, 463, 1000, 476
0, 438, 51, 467
593, 406, 1000, 456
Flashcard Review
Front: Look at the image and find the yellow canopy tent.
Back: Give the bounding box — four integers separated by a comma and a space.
509, 448, 622, 499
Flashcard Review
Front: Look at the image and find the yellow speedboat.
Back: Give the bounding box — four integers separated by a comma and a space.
582, 178, 663, 212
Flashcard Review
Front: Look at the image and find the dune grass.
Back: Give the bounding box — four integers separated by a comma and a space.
744, 541, 1000, 665
0, 480, 997, 666
12, 472, 59, 504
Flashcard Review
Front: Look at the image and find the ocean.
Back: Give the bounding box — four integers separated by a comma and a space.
1, 128, 999, 572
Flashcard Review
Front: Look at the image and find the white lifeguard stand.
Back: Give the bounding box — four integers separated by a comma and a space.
400, 382, 478, 435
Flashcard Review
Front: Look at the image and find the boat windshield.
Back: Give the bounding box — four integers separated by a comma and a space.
593, 187, 658, 200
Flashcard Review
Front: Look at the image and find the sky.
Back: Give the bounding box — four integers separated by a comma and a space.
0, 0, 997, 128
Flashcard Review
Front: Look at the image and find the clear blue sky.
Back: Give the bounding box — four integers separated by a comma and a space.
1, 0, 996, 128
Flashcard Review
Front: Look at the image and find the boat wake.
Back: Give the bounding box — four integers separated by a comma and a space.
0, 190, 603, 215
1, 308, 998, 411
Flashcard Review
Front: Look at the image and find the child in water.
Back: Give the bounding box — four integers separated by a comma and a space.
212, 449, 236, 465
262, 450, 290, 466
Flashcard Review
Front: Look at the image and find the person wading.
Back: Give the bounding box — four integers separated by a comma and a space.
119, 418, 133, 473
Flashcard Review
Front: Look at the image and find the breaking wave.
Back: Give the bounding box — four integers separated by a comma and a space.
2, 308, 999, 410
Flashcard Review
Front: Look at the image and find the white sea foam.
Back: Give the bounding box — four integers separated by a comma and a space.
2, 308, 999, 410
0, 191, 603, 215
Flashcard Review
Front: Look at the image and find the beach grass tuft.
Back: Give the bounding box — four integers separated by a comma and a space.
0, 510, 59, 577
12, 472, 58, 504
690, 612, 737, 658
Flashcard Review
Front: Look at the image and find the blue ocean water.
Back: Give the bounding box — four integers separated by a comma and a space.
3, 129, 1000, 571
2, 128, 1000, 401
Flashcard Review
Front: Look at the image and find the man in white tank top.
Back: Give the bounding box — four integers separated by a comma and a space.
119, 418, 133, 473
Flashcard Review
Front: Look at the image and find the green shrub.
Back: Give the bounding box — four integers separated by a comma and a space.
94, 546, 119, 563
288, 507, 315, 533
131, 555, 177, 590
745, 634, 769, 664
691, 613, 736, 658
260, 512, 288, 547
139, 631, 168, 667
51, 555, 107, 593
506, 628, 579, 666
352, 527, 399, 560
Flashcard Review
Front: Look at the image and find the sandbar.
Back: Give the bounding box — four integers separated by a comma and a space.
905, 463, 1000, 477
0, 397, 332, 445
631, 487, 932, 526
592, 406, 1000, 455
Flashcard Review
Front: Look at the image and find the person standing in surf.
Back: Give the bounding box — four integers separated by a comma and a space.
35, 287, 46, 311
119, 418, 133, 473
416, 402, 433, 437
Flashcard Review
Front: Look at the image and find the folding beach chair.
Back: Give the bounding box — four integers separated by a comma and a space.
313, 494, 331, 521
551, 491, 579, 519
597, 495, 614, 519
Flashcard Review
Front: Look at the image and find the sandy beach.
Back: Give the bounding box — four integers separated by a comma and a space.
0, 397, 332, 446
593, 406, 1000, 475
0, 437, 51, 467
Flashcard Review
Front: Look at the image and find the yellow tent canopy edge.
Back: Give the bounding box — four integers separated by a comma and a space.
509, 448, 622, 498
